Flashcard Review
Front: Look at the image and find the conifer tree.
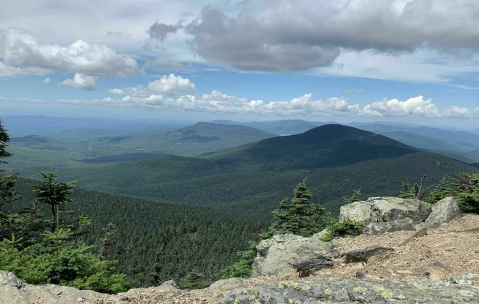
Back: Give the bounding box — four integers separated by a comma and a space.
0, 120, 21, 209
261, 178, 328, 238
33, 170, 76, 231
343, 189, 361, 205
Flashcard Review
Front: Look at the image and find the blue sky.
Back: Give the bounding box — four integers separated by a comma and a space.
1, 0, 479, 127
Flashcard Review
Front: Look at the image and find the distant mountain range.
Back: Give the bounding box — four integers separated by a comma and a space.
5, 123, 276, 178
55, 124, 478, 217
212, 119, 328, 135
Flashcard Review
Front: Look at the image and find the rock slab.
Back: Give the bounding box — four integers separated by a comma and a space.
340, 197, 432, 234
219, 278, 479, 304
252, 234, 335, 277
0, 271, 99, 304
422, 196, 461, 229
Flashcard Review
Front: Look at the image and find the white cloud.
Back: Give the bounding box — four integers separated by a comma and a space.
0, 28, 140, 81
108, 88, 125, 95
108, 74, 196, 96
42, 78, 50, 84
147, 74, 196, 95
0, 96, 43, 102
56, 90, 359, 116
60, 73, 98, 91
361, 96, 441, 118
357, 89, 365, 95
444, 106, 479, 118
34, 91, 479, 120
317, 50, 479, 87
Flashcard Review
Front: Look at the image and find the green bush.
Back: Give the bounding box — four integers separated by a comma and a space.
220, 241, 258, 279
0, 241, 129, 293
320, 218, 364, 242
179, 270, 210, 290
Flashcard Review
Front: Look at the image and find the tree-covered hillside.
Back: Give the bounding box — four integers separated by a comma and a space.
12, 178, 269, 287
204, 124, 417, 170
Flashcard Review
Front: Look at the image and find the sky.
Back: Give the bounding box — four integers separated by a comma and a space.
1, 0, 479, 127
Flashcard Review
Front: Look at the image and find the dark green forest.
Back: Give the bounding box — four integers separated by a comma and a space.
11, 178, 269, 287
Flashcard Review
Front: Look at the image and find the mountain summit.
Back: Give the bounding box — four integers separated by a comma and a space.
207, 124, 417, 170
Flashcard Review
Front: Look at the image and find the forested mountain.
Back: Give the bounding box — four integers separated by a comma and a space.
212, 119, 326, 135
55, 125, 478, 216
353, 123, 479, 153
204, 124, 417, 170
84, 122, 276, 157
380, 131, 462, 152
12, 178, 269, 287
5, 123, 276, 178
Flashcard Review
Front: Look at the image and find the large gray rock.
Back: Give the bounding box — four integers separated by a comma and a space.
340, 197, 432, 234
206, 278, 245, 292
153, 279, 180, 292
218, 278, 479, 303
422, 197, 461, 229
252, 234, 335, 278
0, 271, 99, 304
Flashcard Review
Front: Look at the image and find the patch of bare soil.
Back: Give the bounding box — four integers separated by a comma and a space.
314, 214, 479, 282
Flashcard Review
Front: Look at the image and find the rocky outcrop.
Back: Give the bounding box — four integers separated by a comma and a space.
252, 234, 335, 278
422, 197, 461, 229
0, 270, 99, 304
339, 197, 458, 234
219, 277, 479, 303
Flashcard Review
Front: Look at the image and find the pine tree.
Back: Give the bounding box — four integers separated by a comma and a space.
261, 179, 328, 238
343, 189, 361, 204
33, 170, 76, 231
0, 120, 12, 163
0, 120, 21, 209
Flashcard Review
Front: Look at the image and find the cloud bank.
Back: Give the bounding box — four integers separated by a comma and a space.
0, 28, 140, 89
50, 74, 479, 119
149, 0, 479, 72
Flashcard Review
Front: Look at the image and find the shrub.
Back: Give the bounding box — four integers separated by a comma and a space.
0, 241, 129, 293
220, 241, 258, 279
320, 218, 364, 242
179, 270, 210, 290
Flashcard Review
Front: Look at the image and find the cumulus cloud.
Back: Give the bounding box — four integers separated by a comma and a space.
361, 96, 441, 118
357, 89, 365, 95
444, 106, 479, 118
108, 74, 196, 96
42, 78, 50, 84
43, 91, 479, 120
57, 89, 360, 115
60, 73, 98, 91
143, 57, 192, 71
343, 90, 351, 95
151, 1, 479, 72
108, 88, 125, 95
0, 28, 140, 81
